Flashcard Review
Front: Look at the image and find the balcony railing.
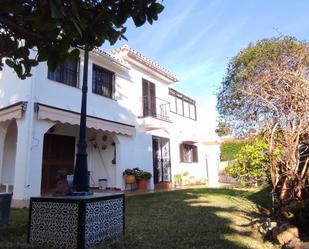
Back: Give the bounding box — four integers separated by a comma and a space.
140, 96, 170, 122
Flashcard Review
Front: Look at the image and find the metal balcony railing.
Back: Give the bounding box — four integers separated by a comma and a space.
141, 96, 170, 122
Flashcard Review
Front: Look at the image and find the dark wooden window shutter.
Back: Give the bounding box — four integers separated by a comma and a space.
149, 82, 156, 116
142, 79, 149, 116
112, 73, 116, 99
142, 79, 156, 117
179, 143, 184, 162
193, 145, 198, 162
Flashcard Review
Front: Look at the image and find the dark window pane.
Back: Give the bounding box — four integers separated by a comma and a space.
180, 143, 198, 163
48, 59, 79, 87
92, 65, 114, 98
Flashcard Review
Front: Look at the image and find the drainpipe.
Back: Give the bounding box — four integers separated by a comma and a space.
24, 62, 37, 195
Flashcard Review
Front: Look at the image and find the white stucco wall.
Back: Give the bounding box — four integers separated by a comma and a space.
0, 66, 33, 108
0, 49, 220, 202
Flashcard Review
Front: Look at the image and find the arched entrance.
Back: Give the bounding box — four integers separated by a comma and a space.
1, 120, 17, 190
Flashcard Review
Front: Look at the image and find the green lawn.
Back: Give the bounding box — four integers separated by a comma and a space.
0, 188, 278, 249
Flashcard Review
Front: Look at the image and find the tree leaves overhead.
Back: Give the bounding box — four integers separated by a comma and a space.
0, 0, 165, 79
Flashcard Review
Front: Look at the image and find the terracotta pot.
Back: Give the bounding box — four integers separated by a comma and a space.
138, 179, 148, 190
125, 175, 136, 184
154, 182, 173, 190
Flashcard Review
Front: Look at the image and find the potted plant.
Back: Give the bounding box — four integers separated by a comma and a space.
174, 174, 182, 188
136, 170, 152, 190
123, 168, 136, 184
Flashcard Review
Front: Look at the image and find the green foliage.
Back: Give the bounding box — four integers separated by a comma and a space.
215, 121, 231, 137
0, 0, 164, 79
216, 36, 309, 136
173, 172, 198, 186
226, 138, 270, 186
217, 36, 309, 212
122, 168, 136, 176
220, 140, 246, 161
173, 174, 182, 185
123, 167, 152, 179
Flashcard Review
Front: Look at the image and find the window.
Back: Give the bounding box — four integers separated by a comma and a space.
169, 95, 176, 113
169, 88, 197, 120
176, 97, 183, 115
180, 143, 198, 163
183, 101, 189, 117
92, 65, 115, 99
47, 59, 79, 87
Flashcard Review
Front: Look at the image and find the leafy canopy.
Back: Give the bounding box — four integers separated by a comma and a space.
217, 36, 309, 137
215, 121, 231, 137
0, 0, 164, 79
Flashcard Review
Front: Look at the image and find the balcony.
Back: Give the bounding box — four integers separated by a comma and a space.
139, 97, 171, 130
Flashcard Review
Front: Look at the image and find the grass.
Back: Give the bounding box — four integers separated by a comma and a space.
0, 187, 278, 249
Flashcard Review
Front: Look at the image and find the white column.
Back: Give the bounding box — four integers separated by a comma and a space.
13, 119, 30, 200
0, 122, 8, 185
205, 144, 220, 187
25, 120, 53, 198
13, 118, 53, 200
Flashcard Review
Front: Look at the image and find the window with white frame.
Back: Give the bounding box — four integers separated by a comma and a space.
169, 88, 197, 120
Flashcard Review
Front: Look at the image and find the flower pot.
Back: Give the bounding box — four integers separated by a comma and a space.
138, 179, 148, 190
125, 175, 135, 184
154, 182, 173, 190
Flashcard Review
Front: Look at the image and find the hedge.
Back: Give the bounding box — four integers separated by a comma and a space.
220, 140, 246, 161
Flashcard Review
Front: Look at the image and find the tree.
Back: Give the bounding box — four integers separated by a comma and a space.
215, 121, 231, 137
0, 0, 164, 193
0, 0, 164, 78
217, 36, 309, 212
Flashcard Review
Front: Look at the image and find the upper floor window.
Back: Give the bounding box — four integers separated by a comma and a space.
180, 143, 198, 163
169, 88, 196, 120
92, 65, 115, 99
47, 59, 79, 87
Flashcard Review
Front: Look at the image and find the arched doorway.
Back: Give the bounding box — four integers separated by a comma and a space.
1, 120, 17, 190
41, 132, 76, 195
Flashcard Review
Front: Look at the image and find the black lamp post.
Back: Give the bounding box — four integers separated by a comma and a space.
73, 49, 92, 194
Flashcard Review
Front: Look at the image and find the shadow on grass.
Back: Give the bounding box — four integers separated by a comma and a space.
246, 185, 272, 211
0, 188, 273, 249
101, 188, 269, 249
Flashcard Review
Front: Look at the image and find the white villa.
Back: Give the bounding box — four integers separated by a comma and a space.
0, 45, 220, 207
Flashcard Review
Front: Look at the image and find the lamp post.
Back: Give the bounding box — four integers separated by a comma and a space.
73, 49, 92, 194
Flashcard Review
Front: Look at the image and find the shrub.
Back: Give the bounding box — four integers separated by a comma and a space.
220, 140, 246, 161
226, 138, 270, 186
174, 174, 182, 185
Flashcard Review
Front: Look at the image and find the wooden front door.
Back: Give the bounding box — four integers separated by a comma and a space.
152, 136, 171, 184
41, 134, 75, 195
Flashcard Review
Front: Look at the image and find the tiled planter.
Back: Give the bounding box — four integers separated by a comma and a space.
28, 193, 124, 249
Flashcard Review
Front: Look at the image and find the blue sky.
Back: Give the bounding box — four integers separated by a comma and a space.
103, 0, 309, 132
